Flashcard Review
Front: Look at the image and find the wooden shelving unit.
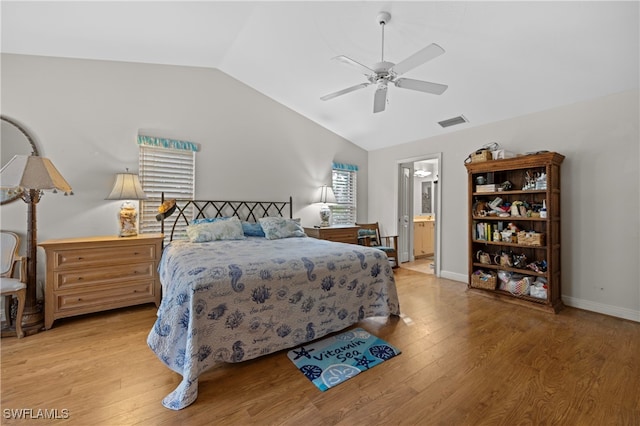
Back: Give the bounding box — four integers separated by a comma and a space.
465, 152, 564, 313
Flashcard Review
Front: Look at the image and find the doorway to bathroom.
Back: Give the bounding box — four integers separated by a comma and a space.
398, 153, 441, 276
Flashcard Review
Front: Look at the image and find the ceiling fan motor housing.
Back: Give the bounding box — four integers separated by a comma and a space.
377, 11, 391, 26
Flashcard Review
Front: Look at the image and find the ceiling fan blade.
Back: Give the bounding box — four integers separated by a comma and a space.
391, 43, 445, 76
320, 82, 371, 101
394, 78, 448, 95
373, 84, 388, 113
332, 55, 376, 77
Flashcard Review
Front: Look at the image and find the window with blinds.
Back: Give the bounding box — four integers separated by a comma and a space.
331, 162, 358, 225
138, 136, 197, 241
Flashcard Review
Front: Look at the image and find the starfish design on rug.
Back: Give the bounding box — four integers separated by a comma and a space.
355, 355, 375, 370
291, 346, 315, 360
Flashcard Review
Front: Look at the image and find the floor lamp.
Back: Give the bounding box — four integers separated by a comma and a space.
0, 154, 72, 335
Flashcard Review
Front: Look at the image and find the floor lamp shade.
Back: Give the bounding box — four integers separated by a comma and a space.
0, 155, 72, 194
106, 172, 147, 237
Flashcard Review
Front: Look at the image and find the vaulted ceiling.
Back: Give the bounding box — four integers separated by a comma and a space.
2, 1, 638, 151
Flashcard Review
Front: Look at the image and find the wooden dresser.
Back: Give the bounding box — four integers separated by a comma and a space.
39, 234, 163, 329
304, 225, 360, 245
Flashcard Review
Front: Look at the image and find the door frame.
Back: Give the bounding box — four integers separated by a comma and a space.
397, 153, 442, 277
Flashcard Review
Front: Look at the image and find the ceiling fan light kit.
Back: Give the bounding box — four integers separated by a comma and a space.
321, 11, 448, 113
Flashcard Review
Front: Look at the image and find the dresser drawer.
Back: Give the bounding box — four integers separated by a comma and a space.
324, 229, 358, 243
53, 244, 156, 269
55, 281, 155, 312
304, 226, 359, 244
53, 262, 155, 290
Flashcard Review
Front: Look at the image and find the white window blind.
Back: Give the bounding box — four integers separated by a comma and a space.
138, 139, 196, 241
331, 162, 358, 225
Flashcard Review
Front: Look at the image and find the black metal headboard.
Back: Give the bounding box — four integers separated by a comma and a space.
160, 193, 293, 242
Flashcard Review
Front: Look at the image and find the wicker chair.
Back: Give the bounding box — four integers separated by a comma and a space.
355, 222, 399, 268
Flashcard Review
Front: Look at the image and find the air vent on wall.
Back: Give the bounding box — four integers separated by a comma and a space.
438, 115, 468, 128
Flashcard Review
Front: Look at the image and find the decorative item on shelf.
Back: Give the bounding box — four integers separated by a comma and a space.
0, 154, 73, 334
530, 278, 548, 299
476, 250, 491, 265
500, 180, 512, 191
106, 169, 147, 237
535, 173, 547, 190
314, 185, 337, 227
517, 231, 545, 246
476, 184, 497, 193
527, 260, 547, 273
494, 251, 513, 267
512, 253, 528, 269
471, 269, 497, 290
471, 149, 492, 163
497, 270, 532, 296
539, 200, 547, 218
491, 149, 515, 160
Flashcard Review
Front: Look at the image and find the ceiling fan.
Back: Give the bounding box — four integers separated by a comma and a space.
320, 11, 448, 113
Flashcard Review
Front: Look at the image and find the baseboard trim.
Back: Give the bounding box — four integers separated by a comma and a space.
439, 270, 468, 283
562, 295, 640, 322
438, 271, 639, 323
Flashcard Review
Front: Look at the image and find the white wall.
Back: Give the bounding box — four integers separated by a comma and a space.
369, 90, 640, 321
0, 53, 368, 288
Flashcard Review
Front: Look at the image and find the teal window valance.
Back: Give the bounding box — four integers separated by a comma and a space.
332, 162, 359, 172
137, 135, 199, 152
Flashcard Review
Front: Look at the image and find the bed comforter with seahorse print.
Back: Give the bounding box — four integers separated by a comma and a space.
147, 236, 400, 410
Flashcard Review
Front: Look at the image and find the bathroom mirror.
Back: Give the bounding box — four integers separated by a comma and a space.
1, 116, 39, 204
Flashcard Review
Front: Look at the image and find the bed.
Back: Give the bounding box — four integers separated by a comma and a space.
147, 197, 400, 410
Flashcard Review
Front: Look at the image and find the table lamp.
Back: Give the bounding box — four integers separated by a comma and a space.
106, 170, 147, 237
315, 185, 337, 227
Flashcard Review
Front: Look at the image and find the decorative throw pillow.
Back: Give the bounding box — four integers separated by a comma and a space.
241, 221, 265, 237
258, 217, 306, 240
187, 217, 245, 242
191, 216, 229, 225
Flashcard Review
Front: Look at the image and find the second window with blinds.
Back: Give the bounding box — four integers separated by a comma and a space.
331, 162, 358, 225
137, 135, 198, 242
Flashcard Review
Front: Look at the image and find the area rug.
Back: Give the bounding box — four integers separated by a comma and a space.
287, 328, 401, 391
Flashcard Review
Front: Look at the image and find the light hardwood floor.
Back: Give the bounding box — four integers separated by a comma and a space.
1, 268, 639, 425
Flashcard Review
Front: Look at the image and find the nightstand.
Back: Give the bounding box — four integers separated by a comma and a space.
304, 225, 360, 245
39, 234, 163, 329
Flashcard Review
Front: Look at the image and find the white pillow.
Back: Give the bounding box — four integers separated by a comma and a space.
257, 217, 306, 240
186, 216, 245, 242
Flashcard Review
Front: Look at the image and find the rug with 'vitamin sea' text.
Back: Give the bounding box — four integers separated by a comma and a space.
287, 328, 401, 391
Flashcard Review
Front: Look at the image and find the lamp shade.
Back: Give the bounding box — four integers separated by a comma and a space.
315, 185, 337, 204
0, 155, 72, 193
106, 173, 147, 200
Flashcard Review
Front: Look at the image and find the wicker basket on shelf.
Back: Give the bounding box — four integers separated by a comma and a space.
471, 270, 497, 290
517, 231, 545, 246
